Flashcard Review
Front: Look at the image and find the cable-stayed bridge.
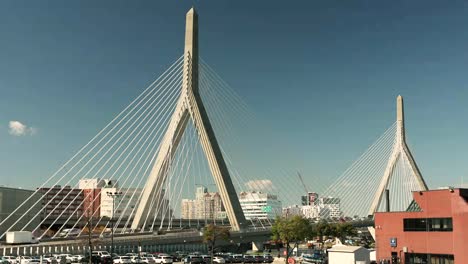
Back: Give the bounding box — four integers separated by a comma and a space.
1, 8, 428, 254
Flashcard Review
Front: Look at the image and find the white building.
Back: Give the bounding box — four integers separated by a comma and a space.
181, 199, 196, 219
239, 191, 282, 220
319, 197, 341, 219
327, 245, 370, 264
282, 205, 303, 217
101, 187, 171, 219
282, 196, 341, 220
181, 187, 226, 220
78, 178, 116, 189
301, 205, 320, 219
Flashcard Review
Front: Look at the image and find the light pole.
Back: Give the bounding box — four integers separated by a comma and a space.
107, 191, 122, 256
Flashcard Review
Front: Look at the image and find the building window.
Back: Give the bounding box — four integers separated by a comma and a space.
405, 253, 454, 264
403, 218, 452, 232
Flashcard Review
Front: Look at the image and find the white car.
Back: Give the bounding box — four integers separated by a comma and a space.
42, 255, 58, 264
140, 257, 154, 264
58, 254, 75, 263
72, 256, 84, 263
213, 257, 225, 264
3, 256, 17, 264
95, 251, 112, 258
130, 257, 142, 264
113, 256, 132, 264
154, 256, 172, 264
16, 257, 39, 264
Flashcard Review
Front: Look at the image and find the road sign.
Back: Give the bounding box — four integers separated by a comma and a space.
262, 206, 272, 212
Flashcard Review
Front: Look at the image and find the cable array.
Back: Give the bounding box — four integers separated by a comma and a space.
0, 56, 184, 239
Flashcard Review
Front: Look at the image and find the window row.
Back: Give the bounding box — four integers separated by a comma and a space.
403, 218, 452, 232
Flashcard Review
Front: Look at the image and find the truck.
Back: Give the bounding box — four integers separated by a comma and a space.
6, 231, 39, 244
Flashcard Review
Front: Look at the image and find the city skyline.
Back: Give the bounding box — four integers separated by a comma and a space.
1, 1, 468, 193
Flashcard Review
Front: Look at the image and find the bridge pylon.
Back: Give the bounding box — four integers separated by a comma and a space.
368, 95, 428, 216
131, 8, 247, 232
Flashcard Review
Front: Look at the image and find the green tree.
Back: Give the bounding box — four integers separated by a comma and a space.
333, 222, 357, 244
314, 221, 335, 242
272, 216, 313, 264
203, 224, 230, 264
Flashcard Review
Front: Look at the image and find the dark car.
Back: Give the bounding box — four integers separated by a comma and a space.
262, 255, 273, 263
220, 255, 234, 264
80, 254, 112, 264
183, 256, 204, 264
231, 255, 243, 263
200, 256, 211, 264
253, 256, 264, 263
243, 256, 255, 263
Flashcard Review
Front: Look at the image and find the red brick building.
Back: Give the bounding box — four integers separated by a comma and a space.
375, 188, 468, 263
82, 188, 101, 218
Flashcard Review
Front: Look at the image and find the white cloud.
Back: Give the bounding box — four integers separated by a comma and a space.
8, 121, 36, 136
245, 179, 275, 191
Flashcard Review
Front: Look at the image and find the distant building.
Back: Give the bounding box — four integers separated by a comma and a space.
375, 188, 467, 263
301, 205, 320, 219
239, 191, 282, 220
38, 185, 83, 219
181, 199, 196, 219
101, 187, 171, 220
319, 197, 341, 219
79, 178, 116, 218
82, 188, 101, 218
282, 205, 302, 218
0, 187, 42, 237
301, 192, 319, 206
78, 178, 116, 189
284, 195, 341, 220
181, 187, 226, 220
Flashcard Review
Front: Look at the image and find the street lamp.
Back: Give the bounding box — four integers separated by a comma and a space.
107, 191, 122, 256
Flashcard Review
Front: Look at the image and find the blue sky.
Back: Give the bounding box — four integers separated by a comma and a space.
1, 1, 468, 191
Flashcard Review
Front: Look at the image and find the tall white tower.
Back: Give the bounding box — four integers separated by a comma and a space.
131, 8, 247, 231
368, 95, 428, 216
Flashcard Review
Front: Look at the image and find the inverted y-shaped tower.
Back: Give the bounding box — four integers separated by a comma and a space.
131, 8, 247, 231
368, 95, 428, 216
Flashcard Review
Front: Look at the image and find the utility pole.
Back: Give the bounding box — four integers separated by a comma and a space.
107, 191, 122, 256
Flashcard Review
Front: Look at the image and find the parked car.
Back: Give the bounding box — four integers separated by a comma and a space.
130, 256, 142, 264
3, 256, 18, 264
262, 255, 273, 263
230, 255, 243, 264
58, 254, 75, 264
140, 257, 154, 264
183, 256, 203, 264
95, 252, 112, 259
200, 256, 211, 264
16, 256, 39, 264
82, 254, 113, 264
212, 257, 225, 264
154, 256, 172, 264
253, 256, 264, 263
215, 254, 232, 264
1, 257, 11, 264
73, 256, 84, 263
242, 255, 255, 264
113, 256, 132, 264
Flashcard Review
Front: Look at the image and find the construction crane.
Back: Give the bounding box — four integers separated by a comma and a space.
297, 171, 309, 194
